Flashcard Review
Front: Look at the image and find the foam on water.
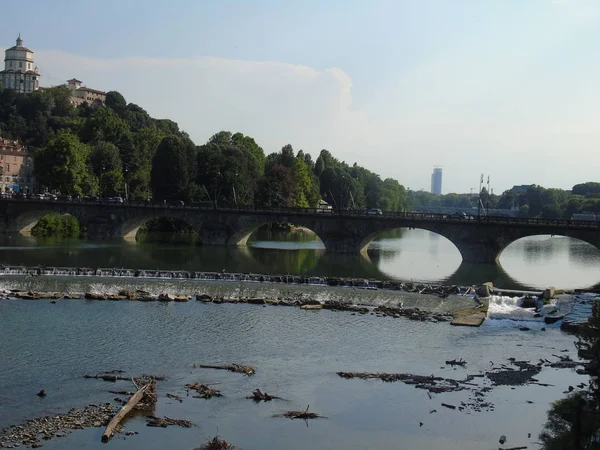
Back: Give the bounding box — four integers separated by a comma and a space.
486, 294, 542, 323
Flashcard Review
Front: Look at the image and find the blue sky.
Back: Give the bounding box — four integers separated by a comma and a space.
2, 0, 599, 194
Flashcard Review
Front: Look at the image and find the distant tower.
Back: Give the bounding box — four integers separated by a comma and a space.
430, 167, 442, 196
0, 35, 40, 94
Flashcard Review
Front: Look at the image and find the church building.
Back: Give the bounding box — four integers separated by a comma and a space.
0, 35, 40, 94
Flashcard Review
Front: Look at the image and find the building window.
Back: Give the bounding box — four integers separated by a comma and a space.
19, 62, 22, 68
9, 61, 12, 67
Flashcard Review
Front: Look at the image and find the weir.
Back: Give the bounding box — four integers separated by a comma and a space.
0, 264, 463, 293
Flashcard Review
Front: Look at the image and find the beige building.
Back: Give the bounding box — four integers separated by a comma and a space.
67, 78, 106, 106
0, 138, 34, 194
0, 35, 40, 94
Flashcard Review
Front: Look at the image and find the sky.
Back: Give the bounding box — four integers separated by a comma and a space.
1, 0, 599, 194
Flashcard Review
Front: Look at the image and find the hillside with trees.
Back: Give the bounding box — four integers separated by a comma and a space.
0, 86, 407, 211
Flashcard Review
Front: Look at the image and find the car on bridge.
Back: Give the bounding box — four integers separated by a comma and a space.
101, 196, 124, 205
365, 208, 383, 216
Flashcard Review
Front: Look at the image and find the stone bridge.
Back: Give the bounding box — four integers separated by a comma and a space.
0, 199, 599, 264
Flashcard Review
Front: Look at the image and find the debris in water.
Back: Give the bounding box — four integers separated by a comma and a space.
195, 363, 256, 376
145, 415, 193, 428
281, 405, 324, 420
247, 389, 281, 402
194, 435, 236, 450
185, 382, 222, 399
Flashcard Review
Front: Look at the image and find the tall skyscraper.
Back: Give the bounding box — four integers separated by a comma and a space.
431, 167, 442, 195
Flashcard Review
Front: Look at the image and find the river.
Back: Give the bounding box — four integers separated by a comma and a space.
0, 229, 597, 449
0, 227, 598, 290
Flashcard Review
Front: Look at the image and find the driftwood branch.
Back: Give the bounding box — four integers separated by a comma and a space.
101, 382, 152, 442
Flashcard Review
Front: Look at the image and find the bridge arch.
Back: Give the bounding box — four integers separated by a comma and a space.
113, 215, 199, 240
227, 219, 326, 248
8, 209, 84, 235
358, 226, 460, 254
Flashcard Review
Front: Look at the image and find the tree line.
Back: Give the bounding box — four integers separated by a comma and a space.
0, 86, 407, 211
408, 183, 600, 219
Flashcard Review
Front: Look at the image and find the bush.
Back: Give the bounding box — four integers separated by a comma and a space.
31, 213, 81, 238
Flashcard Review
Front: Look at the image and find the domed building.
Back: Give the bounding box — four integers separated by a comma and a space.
0, 35, 40, 94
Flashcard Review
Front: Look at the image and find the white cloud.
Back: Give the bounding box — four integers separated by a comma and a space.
4, 43, 600, 194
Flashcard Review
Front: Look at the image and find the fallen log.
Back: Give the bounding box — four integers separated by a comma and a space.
101, 382, 152, 442
84, 373, 165, 382
441, 403, 456, 410
247, 389, 281, 402
195, 363, 255, 376
85, 374, 131, 382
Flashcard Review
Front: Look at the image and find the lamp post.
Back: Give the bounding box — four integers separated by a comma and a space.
124, 167, 129, 202
101, 164, 105, 197
233, 172, 238, 206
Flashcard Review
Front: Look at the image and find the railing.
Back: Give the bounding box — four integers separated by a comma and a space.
1, 197, 599, 229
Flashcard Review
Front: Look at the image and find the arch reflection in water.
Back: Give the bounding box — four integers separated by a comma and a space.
368, 228, 462, 283
0, 230, 598, 290
499, 235, 600, 290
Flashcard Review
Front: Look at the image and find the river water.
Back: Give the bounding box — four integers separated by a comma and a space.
0, 229, 598, 449
0, 228, 599, 290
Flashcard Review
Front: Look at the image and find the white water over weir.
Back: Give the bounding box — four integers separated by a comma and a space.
0, 265, 422, 290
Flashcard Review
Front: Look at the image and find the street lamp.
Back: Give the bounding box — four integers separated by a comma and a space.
101, 164, 105, 197
233, 172, 238, 206
124, 167, 129, 202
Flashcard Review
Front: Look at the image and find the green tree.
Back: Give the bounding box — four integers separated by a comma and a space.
33, 129, 94, 195
100, 169, 125, 197
151, 135, 197, 202
256, 164, 295, 207
90, 141, 122, 177
79, 107, 129, 145
105, 91, 127, 116
291, 156, 317, 208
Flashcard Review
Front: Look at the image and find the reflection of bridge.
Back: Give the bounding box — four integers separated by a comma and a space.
0, 199, 599, 264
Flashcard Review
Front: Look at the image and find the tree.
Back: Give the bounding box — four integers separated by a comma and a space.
90, 141, 122, 177
150, 135, 197, 202
100, 169, 125, 197
255, 164, 295, 207
79, 107, 129, 145
291, 157, 312, 207
33, 129, 94, 195
105, 91, 127, 117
